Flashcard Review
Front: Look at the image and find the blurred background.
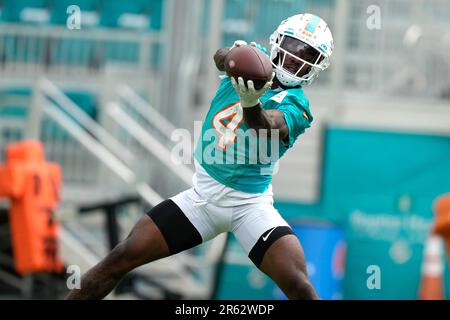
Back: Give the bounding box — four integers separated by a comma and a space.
0, 0, 449, 300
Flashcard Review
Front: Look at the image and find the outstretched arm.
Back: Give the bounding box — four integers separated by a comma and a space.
242, 107, 289, 141
214, 42, 288, 140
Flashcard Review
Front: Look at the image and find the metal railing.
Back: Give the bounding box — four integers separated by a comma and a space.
9, 76, 164, 207
43, 100, 164, 206
118, 84, 177, 140
112, 84, 195, 185
0, 24, 164, 76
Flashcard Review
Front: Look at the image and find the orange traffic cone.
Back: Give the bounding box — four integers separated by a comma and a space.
418, 234, 444, 300
434, 194, 450, 255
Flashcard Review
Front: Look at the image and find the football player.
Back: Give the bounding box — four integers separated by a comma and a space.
67, 13, 333, 300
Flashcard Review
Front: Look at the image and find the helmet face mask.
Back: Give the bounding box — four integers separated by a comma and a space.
270, 13, 334, 87
273, 35, 326, 85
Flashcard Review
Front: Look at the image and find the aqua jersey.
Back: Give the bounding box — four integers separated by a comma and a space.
194, 75, 313, 194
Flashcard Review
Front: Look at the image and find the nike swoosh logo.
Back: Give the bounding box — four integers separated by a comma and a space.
262, 227, 277, 242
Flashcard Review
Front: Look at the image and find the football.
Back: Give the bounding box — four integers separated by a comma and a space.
224, 45, 273, 90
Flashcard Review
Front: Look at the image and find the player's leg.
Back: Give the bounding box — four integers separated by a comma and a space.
233, 203, 318, 300
66, 190, 205, 300
258, 233, 318, 299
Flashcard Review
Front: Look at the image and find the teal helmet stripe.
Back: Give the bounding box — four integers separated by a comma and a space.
305, 15, 321, 33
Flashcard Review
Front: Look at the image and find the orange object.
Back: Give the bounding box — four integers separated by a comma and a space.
418, 234, 445, 300
0, 140, 64, 275
434, 194, 450, 253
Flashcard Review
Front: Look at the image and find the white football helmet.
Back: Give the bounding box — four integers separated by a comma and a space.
270, 13, 334, 87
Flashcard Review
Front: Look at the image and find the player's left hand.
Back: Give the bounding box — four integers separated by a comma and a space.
231, 73, 274, 108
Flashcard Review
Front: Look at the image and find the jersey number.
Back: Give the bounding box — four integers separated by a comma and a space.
212, 102, 243, 150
